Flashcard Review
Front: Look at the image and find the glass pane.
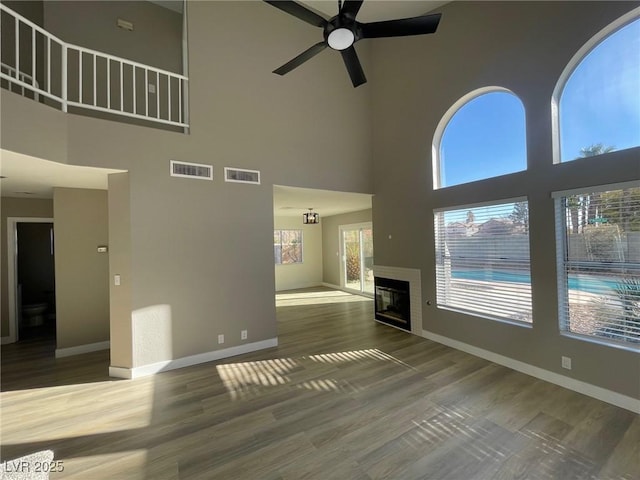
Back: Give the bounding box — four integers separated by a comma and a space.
561, 187, 640, 344
362, 228, 374, 294
343, 229, 362, 292
560, 18, 640, 161
439, 91, 527, 188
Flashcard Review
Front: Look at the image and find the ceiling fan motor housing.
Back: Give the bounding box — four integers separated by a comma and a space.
324, 16, 362, 50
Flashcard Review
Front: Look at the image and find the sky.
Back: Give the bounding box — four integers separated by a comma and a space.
439, 17, 640, 188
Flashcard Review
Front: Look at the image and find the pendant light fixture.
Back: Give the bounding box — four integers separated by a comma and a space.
303, 208, 320, 224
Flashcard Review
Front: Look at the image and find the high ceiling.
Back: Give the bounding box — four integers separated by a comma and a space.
301, 1, 448, 23
273, 185, 372, 218
150, 1, 449, 22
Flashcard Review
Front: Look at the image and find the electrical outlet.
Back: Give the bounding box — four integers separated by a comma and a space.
241, 330, 247, 340
561, 356, 572, 370
218, 334, 224, 344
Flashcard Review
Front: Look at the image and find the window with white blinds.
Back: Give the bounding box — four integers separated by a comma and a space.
555, 184, 640, 346
434, 200, 532, 323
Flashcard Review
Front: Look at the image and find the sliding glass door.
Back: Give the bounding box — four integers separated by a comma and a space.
340, 223, 374, 295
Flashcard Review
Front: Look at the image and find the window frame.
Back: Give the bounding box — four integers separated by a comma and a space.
274, 229, 303, 265
431, 86, 526, 190
551, 7, 640, 164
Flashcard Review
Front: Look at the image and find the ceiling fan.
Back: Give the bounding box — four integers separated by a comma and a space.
264, 0, 442, 88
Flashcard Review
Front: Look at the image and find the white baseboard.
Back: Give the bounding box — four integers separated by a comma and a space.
422, 330, 640, 414
321, 283, 374, 298
55, 341, 110, 358
109, 337, 279, 379
1, 336, 15, 345
276, 282, 324, 292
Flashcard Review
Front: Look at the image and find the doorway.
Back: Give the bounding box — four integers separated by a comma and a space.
6, 217, 56, 343
340, 223, 374, 295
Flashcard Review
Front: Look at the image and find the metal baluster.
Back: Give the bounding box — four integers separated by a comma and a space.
62, 45, 67, 111
133, 65, 136, 114
31, 27, 35, 88
178, 79, 182, 124
107, 59, 110, 109
145, 68, 148, 117
15, 17, 19, 81
47, 37, 51, 94
120, 61, 123, 111
79, 50, 83, 103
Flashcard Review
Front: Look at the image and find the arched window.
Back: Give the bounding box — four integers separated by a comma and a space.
555, 14, 640, 162
433, 88, 527, 189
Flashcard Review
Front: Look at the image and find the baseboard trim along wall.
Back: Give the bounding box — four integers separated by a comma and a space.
422, 330, 640, 414
55, 341, 110, 358
109, 338, 279, 379
276, 282, 324, 292
1, 336, 14, 345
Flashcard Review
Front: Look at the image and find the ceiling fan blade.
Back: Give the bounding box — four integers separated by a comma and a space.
263, 1, 327, 28
340, 46, 366, 88
361, 13, 441, 38
273, 42, 327, 75
340, 0, 364, 19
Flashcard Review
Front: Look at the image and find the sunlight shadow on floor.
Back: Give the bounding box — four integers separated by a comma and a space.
216, 348, 414, 400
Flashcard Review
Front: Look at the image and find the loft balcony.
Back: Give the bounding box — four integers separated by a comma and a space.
0, 2, 189, 130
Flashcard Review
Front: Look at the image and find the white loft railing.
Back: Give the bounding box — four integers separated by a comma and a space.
0, 3, 189, 128
1, 62, 39, 101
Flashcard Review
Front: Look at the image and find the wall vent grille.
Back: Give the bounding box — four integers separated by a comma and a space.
224, 167, 261, 185
170, 160, 213, 180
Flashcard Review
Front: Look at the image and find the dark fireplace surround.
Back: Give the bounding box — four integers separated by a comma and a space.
374, 277, 411, 332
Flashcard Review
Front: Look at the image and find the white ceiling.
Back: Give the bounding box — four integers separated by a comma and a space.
301, 1, 448, 23
274, 185, 372, 217
0, 150, 123, 199
149, 1, 449, 23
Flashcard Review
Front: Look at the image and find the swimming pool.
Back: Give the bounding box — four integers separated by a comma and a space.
450, 270, 622, 295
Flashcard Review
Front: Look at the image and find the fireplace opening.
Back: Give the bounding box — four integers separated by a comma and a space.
374, 277, 410, 331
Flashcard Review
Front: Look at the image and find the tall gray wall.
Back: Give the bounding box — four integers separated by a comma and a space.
53, 187, 109, 350
370, 1, 640, 398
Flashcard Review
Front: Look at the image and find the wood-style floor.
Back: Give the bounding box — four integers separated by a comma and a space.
1, 287, 638, 479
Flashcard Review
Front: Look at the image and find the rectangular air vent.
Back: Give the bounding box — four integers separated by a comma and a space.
224, 167, 260, 185
170, 160, 213, 180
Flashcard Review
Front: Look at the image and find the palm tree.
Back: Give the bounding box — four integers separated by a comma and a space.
577, 144, 616, 226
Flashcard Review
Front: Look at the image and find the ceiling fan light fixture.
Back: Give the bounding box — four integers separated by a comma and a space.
327, 28, 354, 50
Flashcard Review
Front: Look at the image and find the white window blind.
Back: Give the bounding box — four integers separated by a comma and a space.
556, 186, 640, 346
435, 201, 532, 323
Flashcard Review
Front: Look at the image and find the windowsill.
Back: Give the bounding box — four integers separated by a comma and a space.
560, 331, 640, 353
437, 305, 533, 329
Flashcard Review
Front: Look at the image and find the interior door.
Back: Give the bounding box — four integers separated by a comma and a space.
341, 223, 374, 294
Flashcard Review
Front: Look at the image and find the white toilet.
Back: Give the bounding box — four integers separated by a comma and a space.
21, 303, 48, 327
